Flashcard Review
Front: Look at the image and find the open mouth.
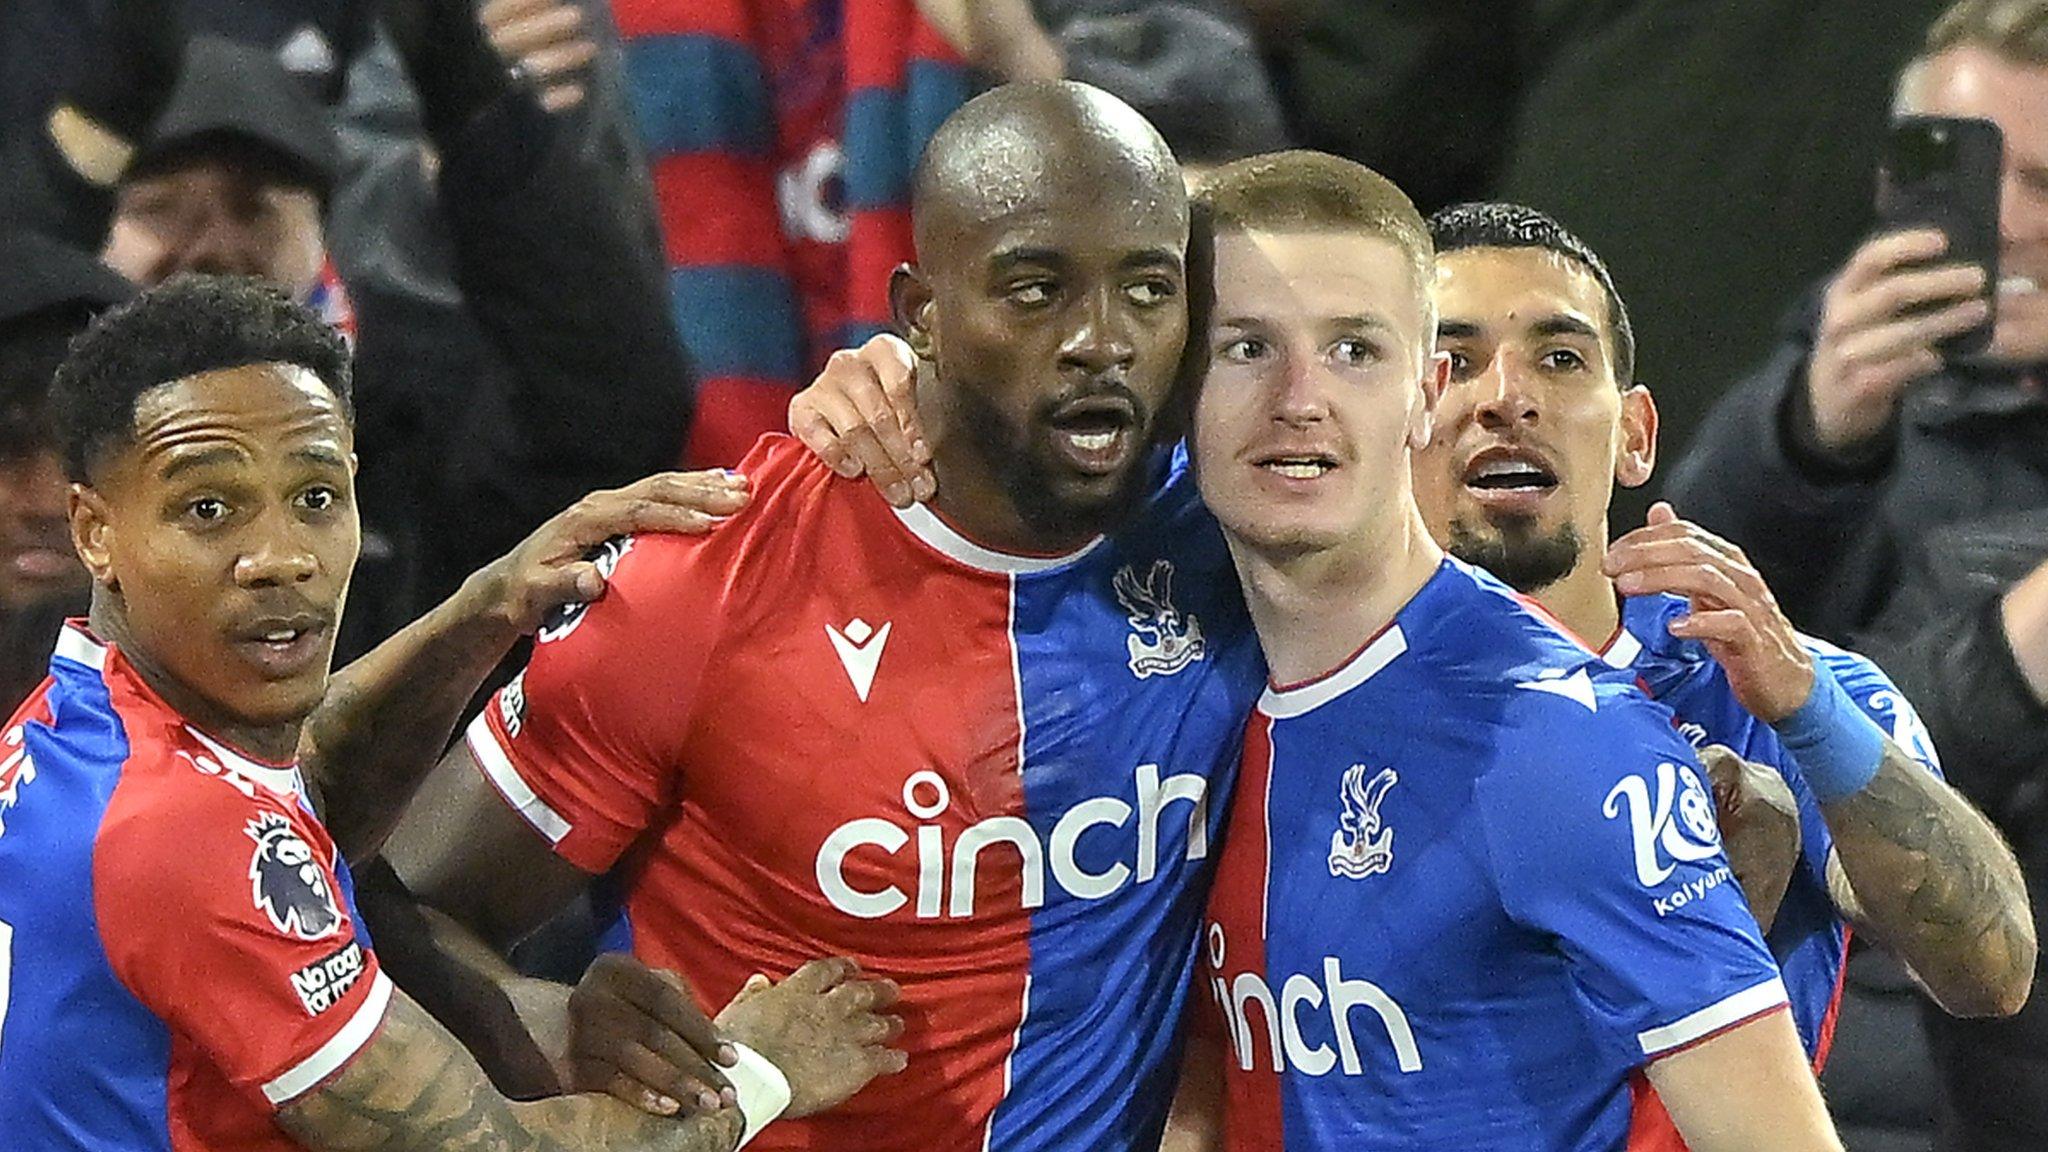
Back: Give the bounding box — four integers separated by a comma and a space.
1255, 452, 1339, 480
1461, 445, 1558, 495
229, 613, 333, 676
1045, 397, 1140, 474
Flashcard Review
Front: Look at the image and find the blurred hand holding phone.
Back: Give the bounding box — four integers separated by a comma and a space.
1877, 115, 2005, 355
1799, 116, 2006, 458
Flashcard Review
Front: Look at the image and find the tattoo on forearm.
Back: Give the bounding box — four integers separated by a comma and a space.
278, 990, 741, 1152
1825, 738, 2036, 1014
300, 613, 512, 861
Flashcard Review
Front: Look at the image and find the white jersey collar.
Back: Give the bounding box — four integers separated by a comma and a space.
1258, 625, 1410, 720
1601, 627, 1644, 670
186, 726, 304, 798
890, 502, 1105, 576
56, 623, 304, 797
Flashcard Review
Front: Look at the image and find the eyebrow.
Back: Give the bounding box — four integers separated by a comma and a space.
1329, 314, 1396, 335
1436, 319, 1483, 341
991, 245, 1182, 274
1214, 316, 1269, 332
292, 446, 350, 471
157, 443, 348, 481
1531, 314, 1602, 342
158, 445, 247, 482
1121, 247, 1183, 271
989, 246, 1069, 275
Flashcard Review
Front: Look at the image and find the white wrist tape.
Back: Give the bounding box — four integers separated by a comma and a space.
727, 1043, 792, 1149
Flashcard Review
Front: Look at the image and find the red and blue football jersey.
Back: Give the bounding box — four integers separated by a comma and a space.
0, 625, 388, 1149
469, 434, 1266, 1151
1203, 561, 1787, 1151
1599, 592, 1944, 1065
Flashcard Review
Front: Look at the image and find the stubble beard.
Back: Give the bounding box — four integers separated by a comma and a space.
1446, 513, 1583, 594
954, 386, 1154, 545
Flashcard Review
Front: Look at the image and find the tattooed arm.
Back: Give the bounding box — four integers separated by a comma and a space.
301, 472, 749, 861
1821, 736, 2035, 1017
277, 984, 745, 1152
1606, 508, 2036, 1018
279, 957, 905, 1151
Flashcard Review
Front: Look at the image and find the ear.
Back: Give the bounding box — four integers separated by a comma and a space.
68, 483, 118, 591
1408, 351, 1453, 452
889, 264, 938, 361
1615, 384, 1658, 489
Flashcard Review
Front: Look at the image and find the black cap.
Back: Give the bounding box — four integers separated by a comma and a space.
0, 233, 134, 329
131, 36, 342, 198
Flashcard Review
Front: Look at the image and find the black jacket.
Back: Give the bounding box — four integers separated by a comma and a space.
1673, 294, 2048, 634
1671, 289, 2048, 1151
358, 89, 693, 619
0, 83, 693, 660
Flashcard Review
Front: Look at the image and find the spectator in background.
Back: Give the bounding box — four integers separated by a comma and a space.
0, 0, 371, 148
626, 0, 1286, 469
612, 0, 973, 468
1672, 3, 2048, 1148
97, 38, 350, 322
0, 232, 133, 711
1248, 0, 1948, 529
936, 0, 1289, 169
3, 1, 695, 660
330, 0, 666, 353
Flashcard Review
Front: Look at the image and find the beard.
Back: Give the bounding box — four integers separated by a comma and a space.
952, 381, 1155, 545
1447, 513, 1583, 593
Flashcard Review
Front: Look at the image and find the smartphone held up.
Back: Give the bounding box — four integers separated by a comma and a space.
1878, 115, 2004, 356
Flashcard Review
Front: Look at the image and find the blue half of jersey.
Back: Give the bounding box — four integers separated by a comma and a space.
1235, 561, 1784, 1150
1604, 592, 1943, 1060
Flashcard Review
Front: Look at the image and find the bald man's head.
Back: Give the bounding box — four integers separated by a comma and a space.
889, 81, 1191, 553
912, 80, 1186, 257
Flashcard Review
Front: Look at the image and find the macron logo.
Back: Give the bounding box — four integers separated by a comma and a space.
826, 618, 892, 703
1517, 668, 1598, 712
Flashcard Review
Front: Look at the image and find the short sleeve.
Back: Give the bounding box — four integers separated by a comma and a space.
1477, 690, 1788, 1065
95, 778, 390, 1109
469, 436, 793, 873
1811, 641, 1944, 778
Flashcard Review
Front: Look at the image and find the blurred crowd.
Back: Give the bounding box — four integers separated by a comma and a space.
2, 1, 2047, 1149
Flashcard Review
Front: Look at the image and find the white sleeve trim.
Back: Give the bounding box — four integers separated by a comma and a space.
1637, 975, 1788, 1058
262, 970, 393, 1105
465, 712, 571, 845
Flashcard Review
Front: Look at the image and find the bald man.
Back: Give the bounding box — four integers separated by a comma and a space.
380, 80, 1269, 1152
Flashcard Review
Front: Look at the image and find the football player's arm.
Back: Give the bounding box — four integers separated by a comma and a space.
93, 784, 741, 1147
787, 333, 934, 507
378, 517, 754, 1109
1817, 733, 2034, 1018
1158, 1020, 1224, 1152
377, 737, 690, 1102
1606, 508, 2035, 1017
280, 956, 909, 1151
1701, 743, 1801, 932
302, 472, 749, 861
276, 984, 748, 1152
1643, 1010, 1844, 1152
